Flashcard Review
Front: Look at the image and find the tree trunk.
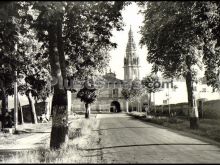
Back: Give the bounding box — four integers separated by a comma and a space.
145, 105, 149, 118
1, 88, 8, 128
67, 91, 72, 115
185, 71, 199, 129
0, 81, 8, 115
140, 101, 142, 112
50, 91, 68, 149
18, 95, 24, 124
49, 60, 68, 150
48, 19, 69, 150
1, 90, 8, 115
44, 99, 49, 121
153, 93, 156, 116
49, 93, 53, 119
85, 103, 90, 118
126, 100, 129, 113
19, 103, 24, 125
148, 92, 151, 112
26, 90, 38, 124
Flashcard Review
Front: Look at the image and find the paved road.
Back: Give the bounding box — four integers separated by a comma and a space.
94, 113, 220, 163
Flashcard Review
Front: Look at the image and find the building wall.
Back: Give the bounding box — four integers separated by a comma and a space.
153, 80, 220, 105
71, 96, 126, 113
124, 66, 140, 80
203, 100, 220, 119
71, 89, 126, 113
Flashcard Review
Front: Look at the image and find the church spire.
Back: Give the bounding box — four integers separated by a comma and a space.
126, 26, 136, 57
124, 26, 140, 80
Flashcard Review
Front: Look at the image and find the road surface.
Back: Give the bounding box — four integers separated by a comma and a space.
93, 113, 220, 163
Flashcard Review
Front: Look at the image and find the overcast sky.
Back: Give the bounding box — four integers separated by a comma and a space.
108, 2, 152, 80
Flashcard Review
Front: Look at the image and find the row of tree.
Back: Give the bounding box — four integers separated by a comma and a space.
2, 1, 219, 150
138, 2, 220, 129
0, 2, 129, 150
121, 74, 160, 114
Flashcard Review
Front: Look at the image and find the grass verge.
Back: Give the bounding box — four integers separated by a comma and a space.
1, 116, 100, 163
128, 112, 220, 144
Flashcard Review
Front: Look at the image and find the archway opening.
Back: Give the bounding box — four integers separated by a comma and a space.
110, 101, 121, 113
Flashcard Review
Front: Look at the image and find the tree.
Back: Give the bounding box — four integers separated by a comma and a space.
0, 2, 29, 128
0, 2, 54, 127
139, 2, 206, 129
121, 79, 143, 113
30, 1, 126, 149
16, 27, 51, 124
121, 87, 131, 113
0, 2, 18, 20
76, 77, 97, 118
193, 2, 220, 92
141, 74, 161, 116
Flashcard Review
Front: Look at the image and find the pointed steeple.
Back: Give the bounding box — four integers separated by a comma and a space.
126, 26, 136, 57
124, 26, 140, 80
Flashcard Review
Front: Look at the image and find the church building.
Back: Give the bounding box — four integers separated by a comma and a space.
124, 26, 140, 81
71, 27, 147, 113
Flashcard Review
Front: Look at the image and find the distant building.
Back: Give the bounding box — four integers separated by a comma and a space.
124, 26, 140, 80
152, 77, 220, 106
71, 27, 148, 113
71, 70, 125, 113
71, 26, 220, 113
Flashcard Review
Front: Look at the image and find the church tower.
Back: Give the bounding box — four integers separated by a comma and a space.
124, 26, 140, 80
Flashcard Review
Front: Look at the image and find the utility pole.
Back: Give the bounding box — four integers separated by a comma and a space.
14, 70, 18, 130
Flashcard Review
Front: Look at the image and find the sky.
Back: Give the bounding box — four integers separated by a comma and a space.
108, 2, 152, 80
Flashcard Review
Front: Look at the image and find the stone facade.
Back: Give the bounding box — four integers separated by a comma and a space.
71, 72, 126, 113
71, 27, 147, 113
124, 26, 140, 81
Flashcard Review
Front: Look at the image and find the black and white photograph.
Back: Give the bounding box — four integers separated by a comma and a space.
0, 1, 220, 163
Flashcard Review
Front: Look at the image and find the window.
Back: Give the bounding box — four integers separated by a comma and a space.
113, 89, 118, 97
163, 100, 167, 104
202, 88, 206, 92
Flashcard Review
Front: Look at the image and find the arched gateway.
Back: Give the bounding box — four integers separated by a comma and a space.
110, 101, 121, 113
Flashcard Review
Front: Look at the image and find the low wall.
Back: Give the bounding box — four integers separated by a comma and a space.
203, 100, 220, 119
154, 99, 220, 119
9, 102, 46, 123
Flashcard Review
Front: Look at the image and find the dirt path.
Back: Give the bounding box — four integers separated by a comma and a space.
0, 124, 51, 162
0, 114, 99, 163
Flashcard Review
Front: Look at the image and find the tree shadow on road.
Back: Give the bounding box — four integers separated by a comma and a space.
92, 126, 154, 131
81, 143, 212, 151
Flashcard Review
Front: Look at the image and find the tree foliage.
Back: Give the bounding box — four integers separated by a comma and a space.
193, 2, 220, 90
141, 74, 161, 93
76, 78, 97, 104
31, 2, 126, 80
0, 2, 30, 105
138, 1, 220, 128
121, 80, 143, 102
26, 1, 127, 149
139, 2, 205, 80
